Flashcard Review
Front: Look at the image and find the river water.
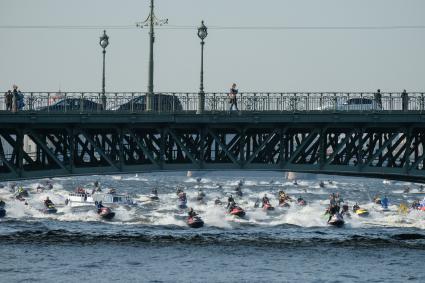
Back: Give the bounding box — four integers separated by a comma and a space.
1, 171, 424, 282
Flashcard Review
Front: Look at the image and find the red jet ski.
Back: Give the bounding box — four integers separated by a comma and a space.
98, 207, 115, 220
229, 206, 246, 217
263, 203, 275, 211
187, 216, 204, 228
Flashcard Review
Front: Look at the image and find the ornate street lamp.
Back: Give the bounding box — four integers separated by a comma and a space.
99, 30, 109, 109
197, 20, 208, 114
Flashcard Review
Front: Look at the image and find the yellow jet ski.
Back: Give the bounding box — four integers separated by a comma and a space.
354, 208, 369, 217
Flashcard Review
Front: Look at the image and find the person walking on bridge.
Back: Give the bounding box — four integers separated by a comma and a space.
228, 83, 239, 111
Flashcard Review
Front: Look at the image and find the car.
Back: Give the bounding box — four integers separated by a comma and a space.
38, 98, 103, 112
114, 94, 183, 112
319, 97, 382, 111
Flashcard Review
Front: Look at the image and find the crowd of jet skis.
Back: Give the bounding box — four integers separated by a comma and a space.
0, 182, 116, 220
1, 179, 425, 228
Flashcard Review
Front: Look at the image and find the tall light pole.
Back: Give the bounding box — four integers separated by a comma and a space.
147, 0, 154, 111
137, 0, 168, 112
197, 21, 208, 114
99, 30, 109, 109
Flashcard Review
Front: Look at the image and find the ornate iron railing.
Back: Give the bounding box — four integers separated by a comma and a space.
0, 91, 424, 113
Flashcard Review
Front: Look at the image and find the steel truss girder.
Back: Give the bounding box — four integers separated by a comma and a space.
0, 124, 425, 182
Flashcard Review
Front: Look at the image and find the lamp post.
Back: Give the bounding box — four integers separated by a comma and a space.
99, 30, 109, 109
197, 21, 208, 114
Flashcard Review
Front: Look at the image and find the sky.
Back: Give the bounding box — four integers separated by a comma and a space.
0, 0, 424, 93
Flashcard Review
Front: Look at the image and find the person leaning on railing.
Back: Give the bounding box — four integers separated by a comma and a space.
401, 89, 408, 111
374, 89, 382, 109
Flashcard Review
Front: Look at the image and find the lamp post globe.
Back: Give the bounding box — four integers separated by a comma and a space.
99, 30, 109, 109
197, 21, 208, 114
99, 30, 109, 49
198, 21, 208, 41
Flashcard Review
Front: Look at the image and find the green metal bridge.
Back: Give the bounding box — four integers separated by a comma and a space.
1, 92, 425, 182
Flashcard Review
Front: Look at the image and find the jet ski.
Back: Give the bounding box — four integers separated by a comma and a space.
263, 203, 275, 211
196, 192, 206, 203
43, 204, 57, 214
279, 202, 290, 208
187, 215, 204, 228
97, 207, 115, 220
354, 208, 369, 217
15, 188, 29, 198
149, 194, 159, 201
328, 213, 344, 227
229, 206, 246, 217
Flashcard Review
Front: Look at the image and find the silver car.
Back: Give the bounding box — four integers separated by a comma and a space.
319, 97, 382, 111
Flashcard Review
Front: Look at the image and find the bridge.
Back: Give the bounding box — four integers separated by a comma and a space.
1, 91, 425, 182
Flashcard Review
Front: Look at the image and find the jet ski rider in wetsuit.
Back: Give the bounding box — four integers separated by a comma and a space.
188, 207, 197, 218
227, 195, 236, 211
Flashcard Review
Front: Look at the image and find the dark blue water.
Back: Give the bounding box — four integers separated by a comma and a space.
1, 172, 424, 282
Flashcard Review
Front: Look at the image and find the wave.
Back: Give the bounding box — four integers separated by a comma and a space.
1, 228, 425, 248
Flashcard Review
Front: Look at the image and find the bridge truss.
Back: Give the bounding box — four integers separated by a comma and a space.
0, 113, 424, 181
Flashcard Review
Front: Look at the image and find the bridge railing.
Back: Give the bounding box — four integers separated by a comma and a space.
0, 91, 424, 113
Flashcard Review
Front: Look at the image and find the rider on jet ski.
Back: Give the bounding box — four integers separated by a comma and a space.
381, 196, 389, 209
352, 203, 360, 212
329, 194, 341, 213
188, 207, 197, 218
412, 199, 420, 209
341, 204, 350, 217
227, 195, 236, 211
178, 191, 187, 202
44, 197, 54, 208
197, 189, 206, 199
335, 193, 344, 206
297, 196, 306, 205
151, 188, 158, 196
326, 204, 339, 223
95, 201, 104, 211
262, 194, 271, 207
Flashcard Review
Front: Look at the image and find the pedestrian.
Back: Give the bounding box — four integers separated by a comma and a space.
374, 89, 382, 109
401, 89, 408, 111
12, 85, 18, 112
17, 90, 25, 110
4, 90, 12, 111
228, 83, 238, 111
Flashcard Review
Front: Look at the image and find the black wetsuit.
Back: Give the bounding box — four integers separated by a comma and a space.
44, 200, 54, 207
